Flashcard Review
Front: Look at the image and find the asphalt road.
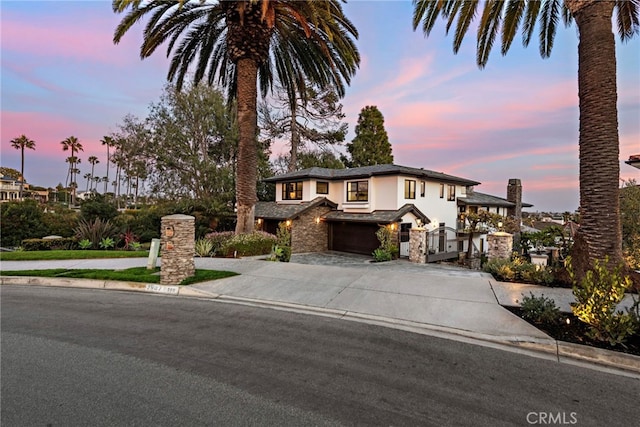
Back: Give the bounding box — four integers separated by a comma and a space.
2, 286, 639, 427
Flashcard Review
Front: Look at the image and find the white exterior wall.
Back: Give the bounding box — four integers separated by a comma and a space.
411, 181, 461, 231
271, 176, 465, 231
372, 176, 398, 211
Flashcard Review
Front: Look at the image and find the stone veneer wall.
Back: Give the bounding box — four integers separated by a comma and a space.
409, 228, 427, 264
160, 214, 195, 285
487, 232, 513, 261
291, 206, 333, 253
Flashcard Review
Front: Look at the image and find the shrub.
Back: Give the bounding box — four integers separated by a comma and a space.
271, 222, 291, 262
372, 248, 392, 262
568, 256, 638, 346
112, 208, 164, 243
373, 225, 398, 261
518, 292, 561, 325
195, 238, 214, 257
220, 231, 277, 257
204, 231, 235, 255
78, 239, 92, 250
41, 207, 78, 237
0, 200, 48, 247
483, 257, 555, 285
80, 195, 118, 222
120, 229, 139, 250
99, 237, 116, 250
74, 218, 119, 249
21, 237, 77, 251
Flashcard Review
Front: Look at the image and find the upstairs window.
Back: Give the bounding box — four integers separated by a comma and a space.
439, 183, 445, 199
347, 180, 368, 202
282, 181, 303, 200
420, 181, 426, 197
404, 180, 416, 199
316, 181, 329, 195
448, 184, 456, 201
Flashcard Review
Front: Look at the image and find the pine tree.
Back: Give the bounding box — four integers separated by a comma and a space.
343, 106, 393, 167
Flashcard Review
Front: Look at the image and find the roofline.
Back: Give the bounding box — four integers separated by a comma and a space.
263, 165, 480, 186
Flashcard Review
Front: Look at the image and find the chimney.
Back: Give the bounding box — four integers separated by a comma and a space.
507, 179, 522, 240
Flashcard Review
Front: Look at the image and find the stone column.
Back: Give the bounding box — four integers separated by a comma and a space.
160, 214, 195, 285
409, 228, 427, 264
507, 178, 522, 248
487, 232, 513, 261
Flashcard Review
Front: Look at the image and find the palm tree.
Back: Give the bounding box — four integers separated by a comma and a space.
102, 176, 109, 194
101, 136, 115, 190
60, 136, 84, 206
84, 172, 92, 192
9, 134, 36, 200
413, 0, 638, 272
113, 0, 360, 233
88, 156, 100, 190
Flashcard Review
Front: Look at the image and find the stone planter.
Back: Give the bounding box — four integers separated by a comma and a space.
530, 253, 548, 267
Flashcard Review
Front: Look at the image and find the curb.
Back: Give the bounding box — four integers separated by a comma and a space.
2, 276, 639, 378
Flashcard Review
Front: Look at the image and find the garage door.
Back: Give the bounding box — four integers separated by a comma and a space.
330, 222, 380, 255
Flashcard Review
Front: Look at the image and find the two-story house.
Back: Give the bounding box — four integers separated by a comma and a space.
256, 164, 530, 261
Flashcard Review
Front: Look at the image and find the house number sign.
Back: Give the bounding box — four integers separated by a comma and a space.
165, 226, 175, 238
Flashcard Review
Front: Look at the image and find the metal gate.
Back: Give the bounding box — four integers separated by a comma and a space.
399, 223, 411, 257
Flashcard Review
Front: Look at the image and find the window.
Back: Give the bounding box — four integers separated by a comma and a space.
347, 181, 368, 202
447, 185, 456, 201
439, 183, 444, 198
404, 180, 416, 199
316, 181, 329, 194
420, 181, 426, 197
282, 181, 302, 200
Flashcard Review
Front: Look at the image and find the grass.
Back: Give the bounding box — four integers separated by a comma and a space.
0, 267, 237, 286
0, 250, 150, 261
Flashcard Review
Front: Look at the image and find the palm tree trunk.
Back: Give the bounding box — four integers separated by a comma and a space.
19, 146, 25, 200
289, 102, 299, 172
572, 1, 622, 270
235, 57, 259, 234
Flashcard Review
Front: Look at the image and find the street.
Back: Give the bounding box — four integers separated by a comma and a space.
2, 286, 638, 426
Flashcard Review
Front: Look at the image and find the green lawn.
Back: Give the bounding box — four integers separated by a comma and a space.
0, 267, 237, 286
0, 250, 150, 261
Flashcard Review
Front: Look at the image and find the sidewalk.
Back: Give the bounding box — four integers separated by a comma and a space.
2, 254, 639, 376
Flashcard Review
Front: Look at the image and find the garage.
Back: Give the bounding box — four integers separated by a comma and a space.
329, 222, 380, 255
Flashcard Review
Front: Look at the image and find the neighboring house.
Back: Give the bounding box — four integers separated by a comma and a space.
0, 175, 27, 202
625, 154, 640, 169
257, 164, 531, 260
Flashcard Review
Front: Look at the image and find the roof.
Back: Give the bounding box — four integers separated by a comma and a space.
323, 204, 430, 224
458, 191, 534, 208
255, 197, 337, 220
625, 154, 640, 169
262, 164, 480, 186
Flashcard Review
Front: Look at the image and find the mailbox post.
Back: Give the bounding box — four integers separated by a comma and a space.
160, 214, 195, 285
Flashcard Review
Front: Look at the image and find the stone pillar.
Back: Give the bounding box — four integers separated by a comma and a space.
507, 178, 522, 247
409, 228, 427, 264
488, 232, 513, 261
160, 214, 195, 285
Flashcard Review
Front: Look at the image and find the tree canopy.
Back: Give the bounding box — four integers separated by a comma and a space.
343, 105, 394, 167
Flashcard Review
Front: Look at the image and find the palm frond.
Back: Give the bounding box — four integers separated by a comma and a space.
501, 0, 525, 55
539, 0, 562, 58
476, 0, 504, 68
616, 0, 640, 42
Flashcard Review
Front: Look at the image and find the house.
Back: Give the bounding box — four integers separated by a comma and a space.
625, 154, 640, 169
0, 176, 27, 202
256, 164, 531, 261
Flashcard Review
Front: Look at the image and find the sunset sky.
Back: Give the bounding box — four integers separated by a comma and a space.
2, 0, 639, 212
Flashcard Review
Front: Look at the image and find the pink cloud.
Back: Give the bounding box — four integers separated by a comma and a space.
2, 111, 104, 159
